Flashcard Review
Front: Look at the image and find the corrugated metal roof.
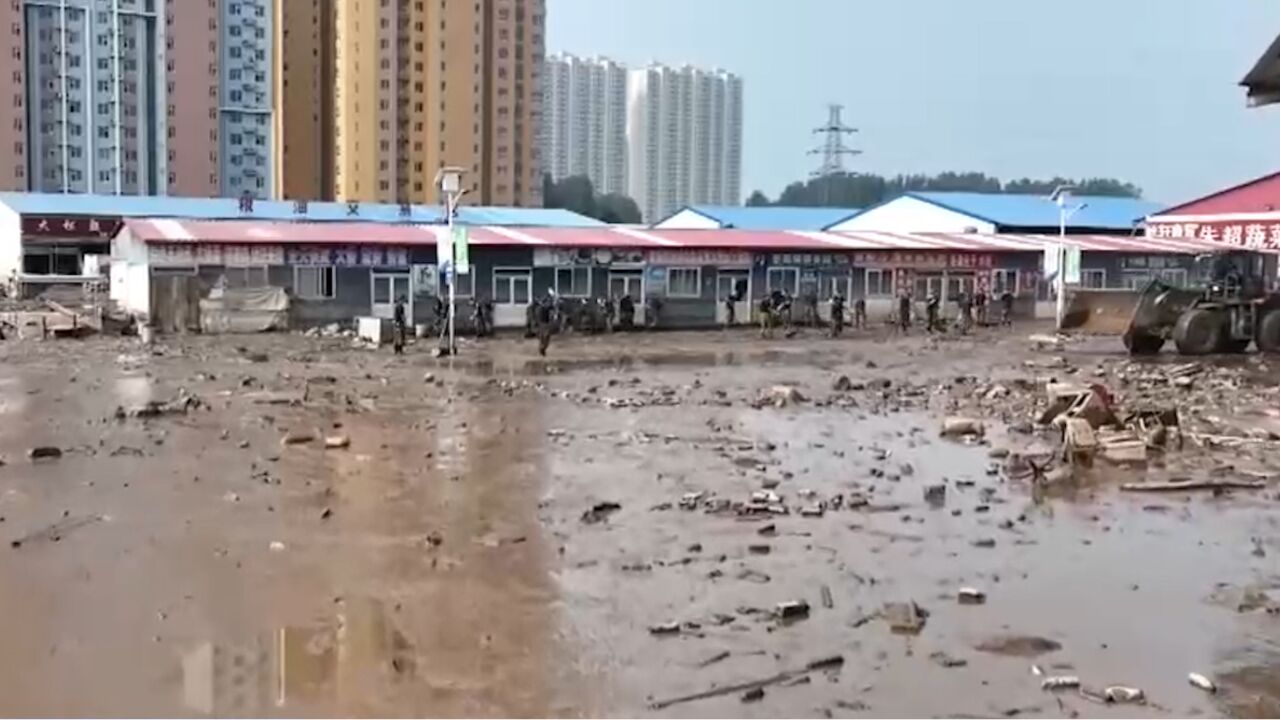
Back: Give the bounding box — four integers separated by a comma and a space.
0, 192, 603, 227
662, 205, 862, 231
1149, 170, 1280, 218
455, 206, 605, 227
905, 192, 1163, 231
121, 220, 1253, 254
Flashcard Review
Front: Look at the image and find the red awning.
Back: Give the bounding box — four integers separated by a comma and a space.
119, 219, 1242, 254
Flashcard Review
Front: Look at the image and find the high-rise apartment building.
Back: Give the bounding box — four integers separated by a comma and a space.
166, 0, 275, 198
626, 63, 742, 223
541, 53, 626, 195
327, 0, 544, 206
0, 0, 170, 195
272, 0, 333, 201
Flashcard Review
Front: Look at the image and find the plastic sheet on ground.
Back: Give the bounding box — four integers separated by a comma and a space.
199, 286, 290, 333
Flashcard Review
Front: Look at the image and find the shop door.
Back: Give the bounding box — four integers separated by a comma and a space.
945, 272, 975, 317
608, 270, 645, 324
715, 270, 751, 325
372, 273, 411, 320
492, 268, 532, 327
819, 273, 852, 322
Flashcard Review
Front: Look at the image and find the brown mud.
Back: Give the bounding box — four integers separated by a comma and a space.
0, 324, 1277, 717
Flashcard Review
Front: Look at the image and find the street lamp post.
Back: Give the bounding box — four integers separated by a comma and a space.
435, 167, 466, 355
1048, 186, 1086, 331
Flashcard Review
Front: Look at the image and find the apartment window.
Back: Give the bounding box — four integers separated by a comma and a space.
229, 25, 240, 36
864, 268, 894, 297
667, 267, 701, 298
1081, 268, 1106, 289
992, 269, 1020, 295
294, 266, 335, 299
555, 266, 590, 297
230, 133, 242, 145
230, 46, 241, 58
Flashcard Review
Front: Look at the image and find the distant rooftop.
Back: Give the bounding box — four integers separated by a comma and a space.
658, 205, 862, 231
905, 192, 1162, 231
0, 193, 604, 228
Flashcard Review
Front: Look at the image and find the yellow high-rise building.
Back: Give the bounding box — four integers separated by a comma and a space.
274, 0, 544, 206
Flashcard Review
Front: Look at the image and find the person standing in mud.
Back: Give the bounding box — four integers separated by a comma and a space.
1000, 289, 1015, 327
925, 291, 941, 333
896, 290, 911, 334
956, 291, 974, 334
853, 296, 867, 330
392, 295, 407, 354
532, 295, 554, 356
829, 292, 846, 338
974, 289, 988, 326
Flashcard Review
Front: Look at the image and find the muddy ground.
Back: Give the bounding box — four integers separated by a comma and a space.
0, 323, 1278, 718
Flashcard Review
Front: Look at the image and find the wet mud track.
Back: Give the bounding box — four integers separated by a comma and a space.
0, 326, 1277, 717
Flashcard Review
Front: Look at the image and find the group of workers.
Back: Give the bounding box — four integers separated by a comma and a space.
755, 287, 1016, 339
385, 285, 1019, 356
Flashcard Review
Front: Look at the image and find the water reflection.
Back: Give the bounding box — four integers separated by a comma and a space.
181, 598, 413, 716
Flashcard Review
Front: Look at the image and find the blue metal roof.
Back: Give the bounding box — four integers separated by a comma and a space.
906, 192, 1162, 231
676, 205, 862, 231
0, 192, 603, 227
454, 206, 604, 227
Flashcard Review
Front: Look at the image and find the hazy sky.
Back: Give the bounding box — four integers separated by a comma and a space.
547, 0, 1279, 207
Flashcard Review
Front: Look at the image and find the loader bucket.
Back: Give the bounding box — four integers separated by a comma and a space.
1060, 288, 1145, 335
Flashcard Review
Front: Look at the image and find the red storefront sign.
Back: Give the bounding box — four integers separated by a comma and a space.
22, 215, 122, 240
1147, 219, 1280, 250
854, 251, 995, 269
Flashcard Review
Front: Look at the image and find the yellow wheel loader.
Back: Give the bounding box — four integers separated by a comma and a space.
1059, 253, 1280, 355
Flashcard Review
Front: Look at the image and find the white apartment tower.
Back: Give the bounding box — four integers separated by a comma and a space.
541, 53, 627, 195
626, 63, 742, 223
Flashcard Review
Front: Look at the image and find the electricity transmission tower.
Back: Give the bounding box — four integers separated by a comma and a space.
807, 104, 861, 205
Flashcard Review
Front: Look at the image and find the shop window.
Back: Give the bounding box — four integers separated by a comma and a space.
555, 266, 590, 296
666, 267, 701, 298
444, 271, 474, 298
493, 269, 531, 305
224, 265, 268, 288
991, 269, 1019, 295
766, 267, 799, 296
294, 265, 335, 299
864, 268, 893, 297
1081, 269, 1106, 289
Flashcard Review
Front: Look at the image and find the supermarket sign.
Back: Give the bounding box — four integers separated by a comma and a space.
1146, 218, 1280, 250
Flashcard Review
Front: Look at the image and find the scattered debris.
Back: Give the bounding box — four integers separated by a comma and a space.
930, 651, 968, 668
832, 375, 854, 392
581, 501, 622, 524
27, 446, 62, 461
1120, 479, 1265, 493
756, 384, 807, 408
1040, 676, 1080, 691
1102, 685, 1145, 704
820, 585, 833, 609
648, 622, 682, 636
958, 587, 986, 605
268, 540, 286, 552
648, 655, 844, 710
975, 635, 1062, 658
740, 687, 765, 703
1188, 672, 1216, 693
882, 601, 928, 634
941, 417, 985, 438
323, 435, 351, 449
697, 650, 731, 668
9, 514, 103, 548
280, 429, 316, 446
776, 600, 811, 620
116, 390, 207, 420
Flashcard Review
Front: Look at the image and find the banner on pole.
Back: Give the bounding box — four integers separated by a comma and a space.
1064, 247, 1082, 284
436, 226, 453, 272
453, 226, 470, 275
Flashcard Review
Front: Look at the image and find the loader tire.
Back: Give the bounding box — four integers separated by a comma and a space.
1122, 329, 1164, 355
1258, 309, 1280, 353
1173, 308, 1223, 356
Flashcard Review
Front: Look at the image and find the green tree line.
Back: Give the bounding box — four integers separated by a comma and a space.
746, 172, 1142, 208
542, 175, 642, 224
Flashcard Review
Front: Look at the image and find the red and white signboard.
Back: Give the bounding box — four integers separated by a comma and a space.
1147, 219, 1280, 250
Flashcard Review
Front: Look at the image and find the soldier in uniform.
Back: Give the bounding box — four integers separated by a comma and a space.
925, 291, 941, 333
829, 292, 846, 338
392, 295, 408, 354
853, 296, 867, 330
533, 295, 555, 356
897, 290, 911, 334
956, 291, 974, 334
617, 293, 635, 330
974, 289, 988, 326
1000, 290, 1015, 327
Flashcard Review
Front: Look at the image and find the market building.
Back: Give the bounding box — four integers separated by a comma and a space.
653, 205, 862, 231
0, 193, 600, 299
106, 218, 1233, 333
